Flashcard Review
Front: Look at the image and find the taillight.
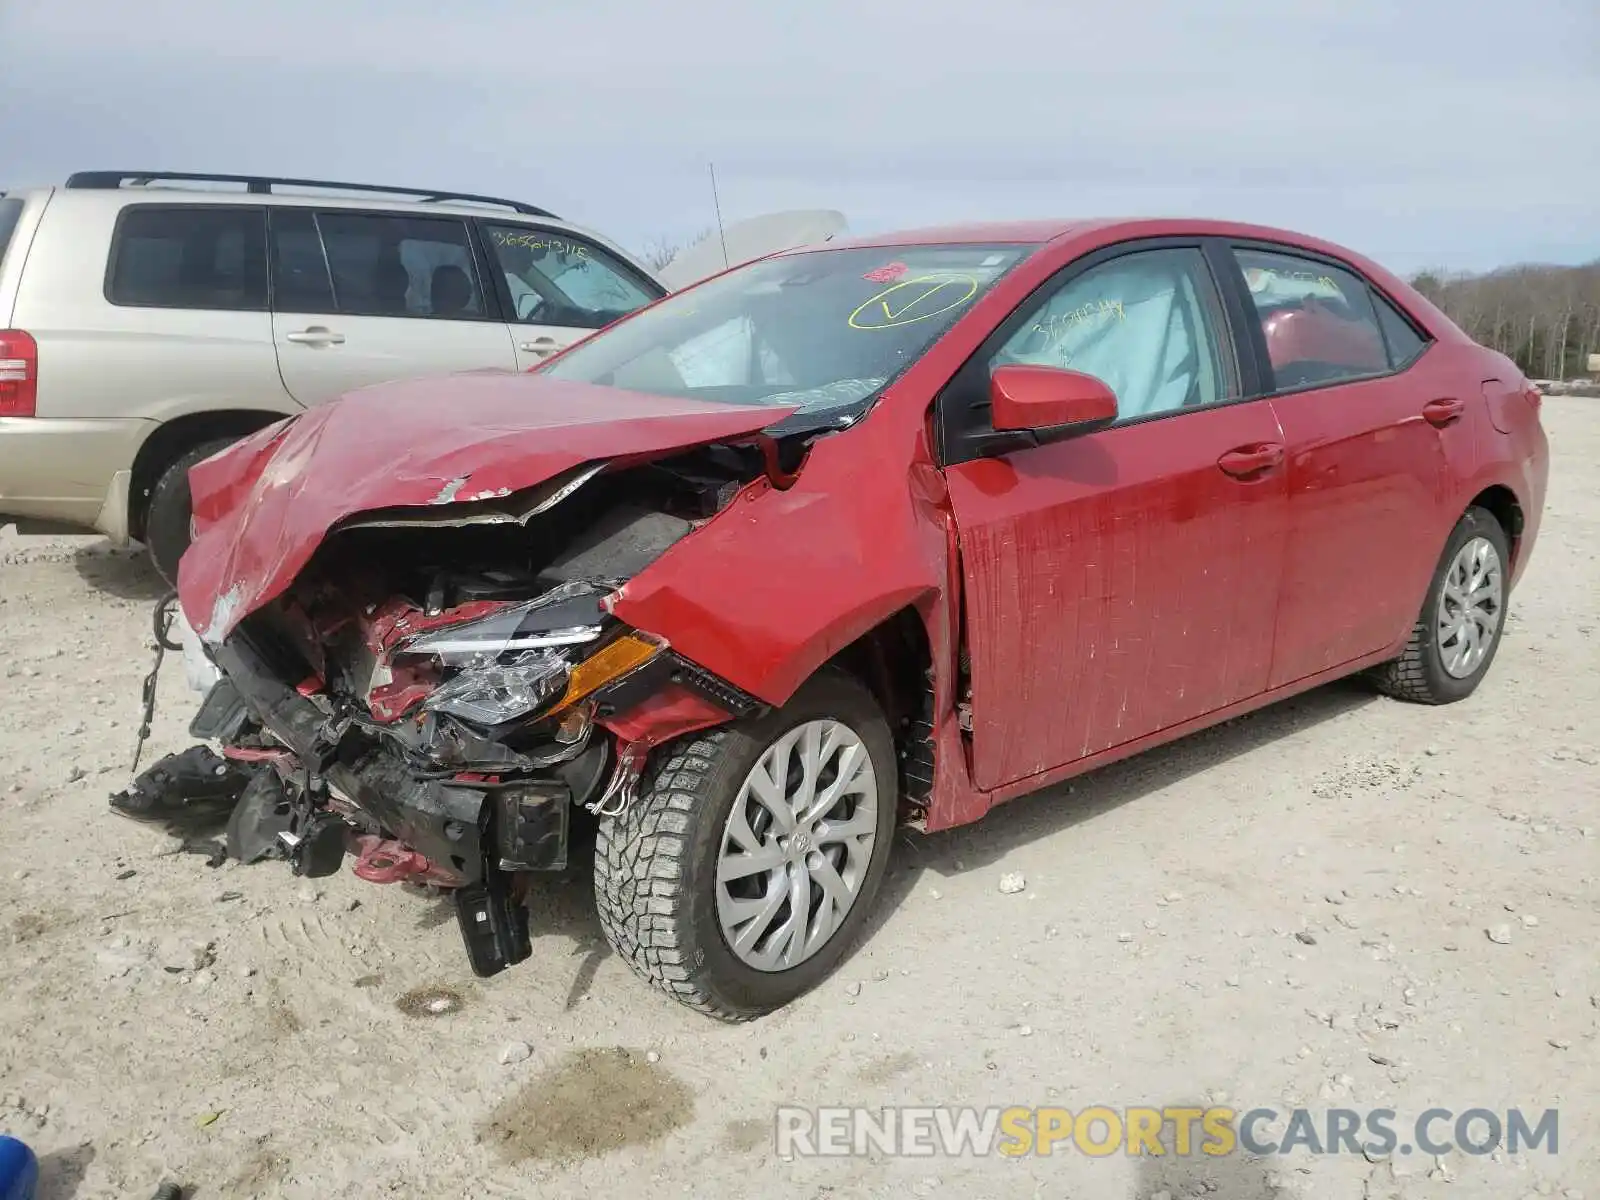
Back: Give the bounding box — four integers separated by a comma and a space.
0, 330, 37, 417
1523, 383, 1542, 415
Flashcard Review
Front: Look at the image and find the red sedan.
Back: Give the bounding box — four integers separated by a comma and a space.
171, 218, 1548, 1019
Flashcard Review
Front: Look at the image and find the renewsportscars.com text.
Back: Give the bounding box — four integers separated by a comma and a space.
775, 1105, 1559, 1159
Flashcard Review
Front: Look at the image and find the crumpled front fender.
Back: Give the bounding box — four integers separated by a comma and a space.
608, 412, 950, 709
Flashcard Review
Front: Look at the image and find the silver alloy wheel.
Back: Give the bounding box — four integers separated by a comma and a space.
1436, 535, 1504, 679
715, 719, 880, 972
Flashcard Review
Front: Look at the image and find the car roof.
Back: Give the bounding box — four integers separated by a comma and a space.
35, 183, 572, 225
811, 217, 1367, 259
1, 179, 649, 275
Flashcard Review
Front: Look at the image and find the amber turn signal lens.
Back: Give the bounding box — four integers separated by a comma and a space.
549, 632, 663, 714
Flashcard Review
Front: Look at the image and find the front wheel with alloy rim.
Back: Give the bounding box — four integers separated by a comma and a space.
593, 670, 898, 1020
1370, 505, 1511, 704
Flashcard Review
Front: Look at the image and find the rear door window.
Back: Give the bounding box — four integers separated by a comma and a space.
0, 198, 25, 269
107, 205, 269, 310
482, 223, 658, 329
1232, 247, 1390, 391
313, 212, 487, 319
268, 209, 336, 312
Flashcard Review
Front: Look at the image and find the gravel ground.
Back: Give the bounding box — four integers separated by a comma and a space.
0, 399, 1595, 1200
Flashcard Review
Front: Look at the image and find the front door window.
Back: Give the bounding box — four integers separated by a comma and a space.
482, 225, 656, 329
990, 247, 1231, 421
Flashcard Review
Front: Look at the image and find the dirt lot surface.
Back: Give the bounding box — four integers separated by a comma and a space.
1, 399, 1595, 1200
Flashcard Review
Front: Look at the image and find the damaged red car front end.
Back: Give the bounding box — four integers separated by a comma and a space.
175, 374, 802, 974
150, 236, 1047, 1018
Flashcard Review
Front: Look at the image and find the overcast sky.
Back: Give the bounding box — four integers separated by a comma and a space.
2, 0, 1596, 277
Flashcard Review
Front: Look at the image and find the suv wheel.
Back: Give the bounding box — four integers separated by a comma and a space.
594, 670, 897, 1020
144, 438, 236, 584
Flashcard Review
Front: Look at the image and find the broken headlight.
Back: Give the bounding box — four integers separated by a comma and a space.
400, 594, 605, 665
393, 585, 665, 727
422, 650, 572, 726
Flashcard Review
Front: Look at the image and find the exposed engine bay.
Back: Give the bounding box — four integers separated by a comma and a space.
145, 444, 776, 977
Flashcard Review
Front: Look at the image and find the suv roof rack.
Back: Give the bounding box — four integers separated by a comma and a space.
63, 171, 558, 218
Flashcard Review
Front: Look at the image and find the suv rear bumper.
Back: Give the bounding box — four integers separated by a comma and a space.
0, 417, 148, 543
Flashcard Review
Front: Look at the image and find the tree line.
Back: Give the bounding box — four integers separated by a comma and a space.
1411, 260, 1600, 381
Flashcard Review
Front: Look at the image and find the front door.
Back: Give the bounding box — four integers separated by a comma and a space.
940, 244, 1290, 791
268, 208, 518, 407
1221, 244, 1456, 686
477, 221, 662, 371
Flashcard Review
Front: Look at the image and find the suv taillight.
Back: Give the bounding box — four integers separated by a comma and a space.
0, 330, 37, 417
1523, 383, 1543, 415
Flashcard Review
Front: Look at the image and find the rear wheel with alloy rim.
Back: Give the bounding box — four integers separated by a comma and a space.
593, 670, 897, 1020
1370, 505, 1511, 704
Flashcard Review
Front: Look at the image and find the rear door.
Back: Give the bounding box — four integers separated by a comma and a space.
477, 221, 662, 370
1219, 243, 1457, 686
269, 208, 518, 407
939, 241, 1290, 790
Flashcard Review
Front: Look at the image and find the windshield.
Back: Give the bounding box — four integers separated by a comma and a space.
538, 244, 1036, 420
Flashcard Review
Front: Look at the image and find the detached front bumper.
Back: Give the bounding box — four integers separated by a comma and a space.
198, 630, 595, 883
172, 588, 758, 979
191, 628, 597, 977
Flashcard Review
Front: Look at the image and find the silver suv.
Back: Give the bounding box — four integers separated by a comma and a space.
0, 171, 680, 580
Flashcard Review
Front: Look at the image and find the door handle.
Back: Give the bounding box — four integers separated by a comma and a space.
1422, 397, 1465, 427
518, 337, 560, 358
1217, 443, 1284, 479
285, 327, 345, 346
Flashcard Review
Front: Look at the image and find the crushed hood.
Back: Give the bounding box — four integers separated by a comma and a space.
177, 372, 795, 644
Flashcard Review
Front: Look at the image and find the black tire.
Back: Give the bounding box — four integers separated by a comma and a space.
1370, 505, 1511, 704
593, 670, 898, 1021
144, 438, 237, 584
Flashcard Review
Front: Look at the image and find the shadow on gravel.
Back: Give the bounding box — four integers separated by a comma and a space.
387, 676, 1375, 1006
536, 811, 614, 1009
404, 810, 611, 1009
71, 545, 168, 602
1131, 1103, 1282, 1198
865, 677, 1381, 941
34, 1142, 96, 1200
123, 617, 1377, 1012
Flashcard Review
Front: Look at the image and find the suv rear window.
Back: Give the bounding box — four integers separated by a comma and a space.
107, 205, 269, 311
0, 198, 24, 268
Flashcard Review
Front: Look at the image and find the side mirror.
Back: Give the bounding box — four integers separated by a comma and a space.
989, 364, 1119, 437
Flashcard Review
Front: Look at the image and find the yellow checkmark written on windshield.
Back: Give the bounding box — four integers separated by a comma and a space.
850, 275, 980, 329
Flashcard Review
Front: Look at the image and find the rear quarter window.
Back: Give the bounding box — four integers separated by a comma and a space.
0, 198, 25, 268
1370, 290, 1430, 369
106, 205, 269, 311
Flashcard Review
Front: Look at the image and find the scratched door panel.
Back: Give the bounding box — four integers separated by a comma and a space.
1226, 242, 1458, 688
946, 398, 1288, 792
1265, 366, 1452, 688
